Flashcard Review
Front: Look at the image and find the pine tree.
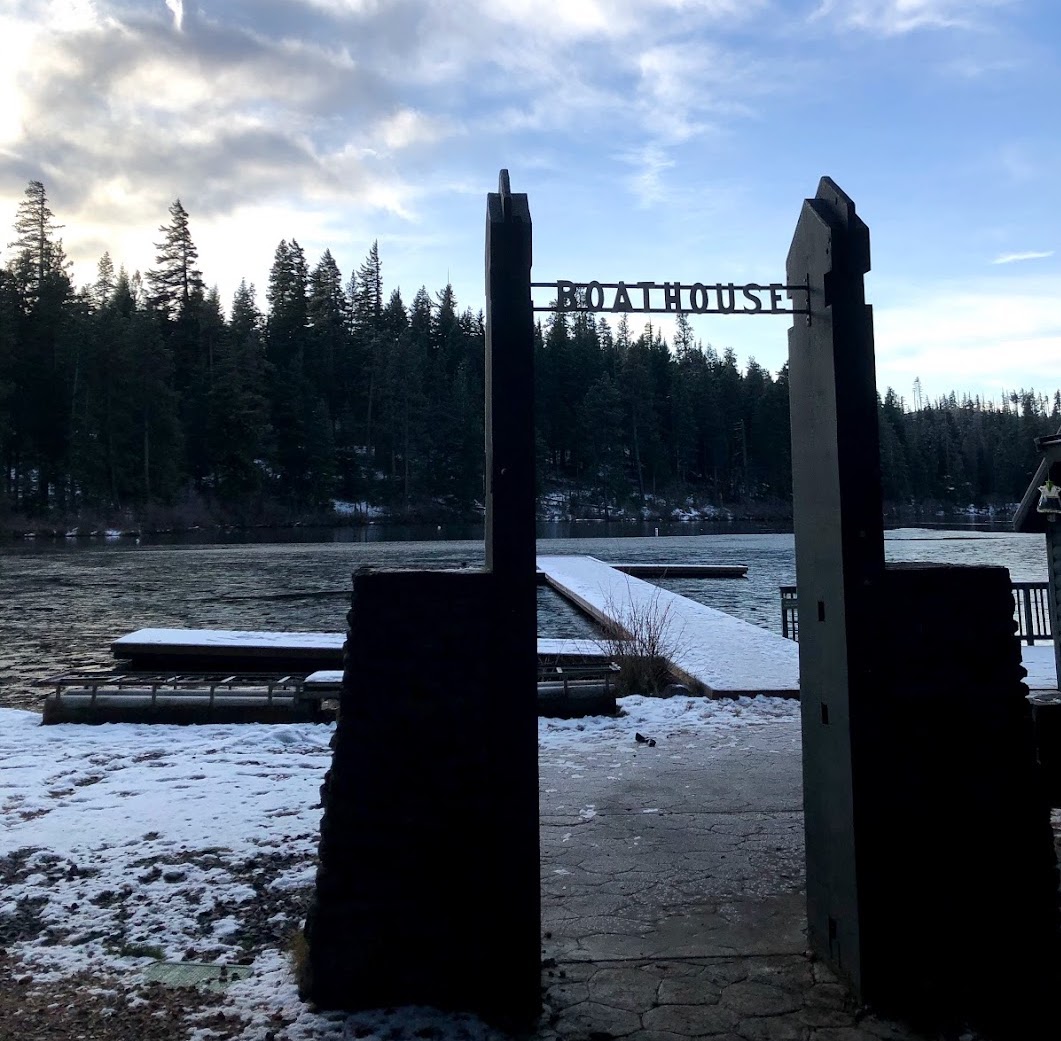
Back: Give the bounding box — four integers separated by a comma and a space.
265, 239, 334, 504
307, 249, 350, 432
206, 281, 270, 503
351, 242, 385, 456
148, 199, 203, 319
7, 180, 68, 304
94, 252, 116, 307
0, 268, 18, 508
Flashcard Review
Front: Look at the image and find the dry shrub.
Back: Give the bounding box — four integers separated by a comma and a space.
597, 583, 687, 696
289, 926, 311, 990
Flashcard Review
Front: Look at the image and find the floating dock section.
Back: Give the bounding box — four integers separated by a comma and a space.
111, 629, 616, 671
609, 563, 747, 578
111, 628, 345, 671
537, 555, 799, 697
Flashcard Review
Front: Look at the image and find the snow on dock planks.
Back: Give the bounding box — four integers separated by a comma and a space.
111, 629, 618, 672
111, 627, 345, 672
537, 555, 799, 698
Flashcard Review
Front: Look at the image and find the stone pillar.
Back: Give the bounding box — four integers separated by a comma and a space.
301, 569, 540, 1025
867, 564, 1059, 1036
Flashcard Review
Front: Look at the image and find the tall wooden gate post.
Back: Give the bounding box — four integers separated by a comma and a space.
786, 177, 884, 991
788, 179, 1060, 1037
484, 168, 541, 1019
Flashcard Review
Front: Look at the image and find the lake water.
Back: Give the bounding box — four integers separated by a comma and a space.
0, 525, 1050, 710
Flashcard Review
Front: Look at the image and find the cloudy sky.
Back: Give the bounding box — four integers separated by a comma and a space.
1, 0, 1059, 403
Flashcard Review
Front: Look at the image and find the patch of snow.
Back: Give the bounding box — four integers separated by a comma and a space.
537, 555, 799, 693
0, 692, 798, 1035
113, 627, 345, 650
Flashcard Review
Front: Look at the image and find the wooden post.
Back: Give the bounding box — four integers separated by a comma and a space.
1048, 523, 1061, 686
483, 169, 541, 1022
486, 169, 536, 578
787, 179, 1060, 1035
786, 177, 884, 993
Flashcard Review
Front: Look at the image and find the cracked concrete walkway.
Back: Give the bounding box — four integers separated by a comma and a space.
537, 713, 940, 1041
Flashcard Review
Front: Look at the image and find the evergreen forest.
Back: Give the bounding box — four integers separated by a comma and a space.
1, 182, 1057, 530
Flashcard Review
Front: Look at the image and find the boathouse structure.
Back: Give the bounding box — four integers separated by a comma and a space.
1013, 430, 1061, 806
1013, 429, 1061, 687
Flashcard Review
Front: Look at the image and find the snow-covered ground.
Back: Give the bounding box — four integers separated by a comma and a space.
0, 695, 799, 1040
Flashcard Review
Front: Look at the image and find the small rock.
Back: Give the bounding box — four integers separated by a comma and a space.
662, 684, 691, 697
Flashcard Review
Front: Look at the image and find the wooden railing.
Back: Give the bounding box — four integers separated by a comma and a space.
780, 581, 1052, 645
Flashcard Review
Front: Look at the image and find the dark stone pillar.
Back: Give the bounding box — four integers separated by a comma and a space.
302, 569, 540, 1025
866, 563, 1059, 1036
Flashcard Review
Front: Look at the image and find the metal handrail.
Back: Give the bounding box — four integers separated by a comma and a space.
779, 581, 1052, 645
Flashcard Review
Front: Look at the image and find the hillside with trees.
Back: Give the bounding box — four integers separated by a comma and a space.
1, 181, 1057, 532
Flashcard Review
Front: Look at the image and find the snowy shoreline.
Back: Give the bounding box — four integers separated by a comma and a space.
0, 695, 799, 1039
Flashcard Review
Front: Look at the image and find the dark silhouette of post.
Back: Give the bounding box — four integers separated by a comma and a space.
483, 168, 541, 1022
486, 169, 536, 578
787, 178, 1059, 1037
787, 177, 884, 992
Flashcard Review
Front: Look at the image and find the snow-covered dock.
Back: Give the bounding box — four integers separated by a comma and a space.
112, 629, 616, 670
538, 555, 800, 697
111, 557, 792, 697
1020, 644, 1060, 691
112, 627, 344, 670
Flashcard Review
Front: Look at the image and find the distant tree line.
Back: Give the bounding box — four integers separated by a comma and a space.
0, 181, 1057, 525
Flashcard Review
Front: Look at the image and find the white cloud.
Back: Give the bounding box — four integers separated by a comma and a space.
992, 250, 1054, 265
619, 144, 677, 208
376, 109, 455, 151
635, 42, 758, 144
810, 0, 1013, 35
164, 0, 183, 32
873, 276, 1061, 398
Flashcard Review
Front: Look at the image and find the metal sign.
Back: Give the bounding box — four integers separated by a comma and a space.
531, 279, 811, 315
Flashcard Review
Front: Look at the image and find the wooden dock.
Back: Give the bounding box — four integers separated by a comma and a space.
91, 554, 790, 722
112, 629, 618, 671
538, 555, 799, 697
609, 563, 747, 578
111, 628, 344, 671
